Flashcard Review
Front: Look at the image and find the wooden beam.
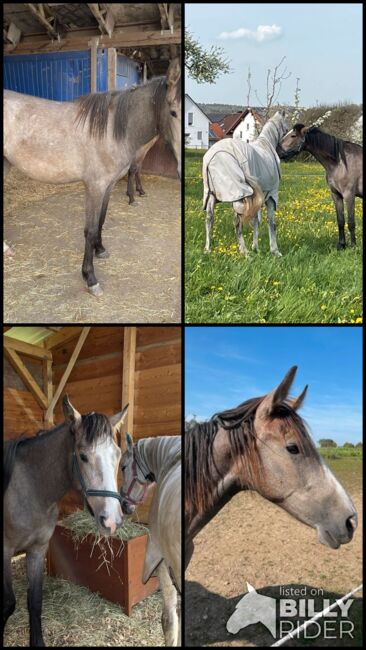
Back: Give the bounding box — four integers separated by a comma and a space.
45, 327, 91, 422
108, 47, 117, 90
4, 348, 48, 410
43, 358, 54, 426
4, 29, 181, 54
90, 37, 99, 93
26, 3, 59, 39
88, 3, 114, 37
45, 326, 84, 350
4, 336, 52, 361
121, 327, 136, 441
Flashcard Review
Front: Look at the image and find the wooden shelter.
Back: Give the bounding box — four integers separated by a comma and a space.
3, 325, 181, 521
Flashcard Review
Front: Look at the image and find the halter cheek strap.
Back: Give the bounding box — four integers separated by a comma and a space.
120, 447, 155, 506
72, 451, 123, 517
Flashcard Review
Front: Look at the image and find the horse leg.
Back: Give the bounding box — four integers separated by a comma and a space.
267, 198, 282, 256
252, 211, 260, 252
3, 549, 16, 632
331, 190, 346, 249
344, 192, 356, 247
157, 561, 179, 646
83, 184, 108, 296
95, 186, 113, 259
26, 545, 48, 647
233, 213, 249, 256
135, 169, 146, 196
126, 165, 136, 205
204, 194, 216, 253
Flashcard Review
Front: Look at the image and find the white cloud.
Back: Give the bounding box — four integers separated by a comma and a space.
219, 24, 282, 43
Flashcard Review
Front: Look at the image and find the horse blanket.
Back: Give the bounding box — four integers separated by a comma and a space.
203, 136, 281, 208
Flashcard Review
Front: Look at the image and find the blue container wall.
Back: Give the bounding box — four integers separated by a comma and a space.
116, 54, 140, 90
3, 49, 139, 100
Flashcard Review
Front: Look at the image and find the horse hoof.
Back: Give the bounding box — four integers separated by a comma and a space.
337, 243, 346, 250
138, 191, 146, 196
96, 249, 110, 259
88, 283, 103, 297
204, 248, 211, 254
272, 250, 283, 257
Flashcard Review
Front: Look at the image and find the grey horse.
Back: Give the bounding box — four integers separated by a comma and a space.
120, 434, 181, 646
278, 124, 363, 249
202, 111, 288, 256
4, 58, 181, 295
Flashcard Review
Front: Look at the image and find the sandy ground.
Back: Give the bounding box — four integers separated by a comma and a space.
4, 169, 181, 323
185, 459, 362, 647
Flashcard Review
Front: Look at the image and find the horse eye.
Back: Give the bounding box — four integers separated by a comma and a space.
80, 453, 88, 463
170, 110, 177, 118
121, 465, 126, 472
286, 444, 300, 455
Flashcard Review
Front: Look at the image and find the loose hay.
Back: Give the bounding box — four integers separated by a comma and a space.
61, 510, 149, 574
5, 555, 163, 647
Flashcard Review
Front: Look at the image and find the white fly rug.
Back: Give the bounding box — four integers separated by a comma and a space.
203, 135, 281, 208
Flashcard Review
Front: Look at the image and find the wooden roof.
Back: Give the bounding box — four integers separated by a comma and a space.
4, 3, 181, 75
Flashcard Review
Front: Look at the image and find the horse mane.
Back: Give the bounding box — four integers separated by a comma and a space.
3, 413, 112, 493
294, 123, 348, 165
185, 396, 319, 517
74, 76, 167, 140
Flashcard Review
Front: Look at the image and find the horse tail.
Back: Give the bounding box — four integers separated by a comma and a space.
3, 438, 22, 494
234, 174, 265, 222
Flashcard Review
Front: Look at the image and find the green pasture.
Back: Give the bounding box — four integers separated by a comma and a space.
185, 149, 362, 324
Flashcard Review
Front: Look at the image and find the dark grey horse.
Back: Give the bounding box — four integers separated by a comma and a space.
4, 58, 181, 295
3, 396, 128, 646
278, 124, 363, 248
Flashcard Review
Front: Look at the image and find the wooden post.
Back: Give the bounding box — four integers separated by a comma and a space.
4, 348, 48, 410
90, 37, 99, 92
45, 327, 91, 422
43, 358, 54, 427
108, 47, 116, 90
121, 327, 136, 442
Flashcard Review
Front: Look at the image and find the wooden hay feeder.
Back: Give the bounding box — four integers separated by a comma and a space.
47, 524, 159, 616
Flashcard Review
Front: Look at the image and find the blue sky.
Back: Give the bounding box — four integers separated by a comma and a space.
185, 327, 362, 445
185, 3, 362, 107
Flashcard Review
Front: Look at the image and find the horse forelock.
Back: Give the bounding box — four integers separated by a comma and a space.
81, 413, 112, 445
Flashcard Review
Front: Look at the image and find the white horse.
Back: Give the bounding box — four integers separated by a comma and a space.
120, 434, 181, 646
202, 110, 288, 256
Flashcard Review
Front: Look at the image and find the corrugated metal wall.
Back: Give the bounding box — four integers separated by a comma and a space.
3, 50, 140, 100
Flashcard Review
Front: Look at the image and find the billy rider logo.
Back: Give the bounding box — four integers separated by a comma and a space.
226, 582, 361, 644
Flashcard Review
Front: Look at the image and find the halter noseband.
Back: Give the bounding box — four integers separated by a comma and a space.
120, 445, 155, 506
72, 450, 123, 517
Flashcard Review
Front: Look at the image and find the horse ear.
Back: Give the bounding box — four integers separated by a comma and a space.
289, 384, 308, 411
166, 57, 181, 98
62, 394, 82, 429
110, 404, 129, 434
247, 582, 256, 592
257, 366, 298, 417
126, 432, 134, 452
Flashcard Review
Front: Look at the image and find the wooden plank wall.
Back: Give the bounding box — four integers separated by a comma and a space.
4, 357, 44, 438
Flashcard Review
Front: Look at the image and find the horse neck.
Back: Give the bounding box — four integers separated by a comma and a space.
258, 121, 279, 149
304, 137, 334, 170
16, 424, 74, 505
187, 427, 243, 541
137, 435, 180, 483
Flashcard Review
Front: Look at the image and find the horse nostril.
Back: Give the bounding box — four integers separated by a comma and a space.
346, 514, 357, 535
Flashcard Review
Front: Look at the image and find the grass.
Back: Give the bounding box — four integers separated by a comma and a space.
185, 149, 362, 323
318, 447, 362, 459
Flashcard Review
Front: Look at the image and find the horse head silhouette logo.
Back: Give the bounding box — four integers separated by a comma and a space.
226, 583, 277, 637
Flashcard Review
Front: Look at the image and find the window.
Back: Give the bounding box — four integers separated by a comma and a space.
246, 122, 250, 131
188, 112, 193, 125
197, 131, 202, 140
240, 131, 242, 138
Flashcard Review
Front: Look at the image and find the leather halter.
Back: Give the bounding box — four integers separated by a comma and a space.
72, 450, 123, 517
277, 128, 306, 159
120, 446, 155, 506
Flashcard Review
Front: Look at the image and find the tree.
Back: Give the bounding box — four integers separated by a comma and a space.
355, 442, 362, 448
254, 56, 291, 121
185, 30, 231, 84
318, 438, 337, 448
343, 442, 355, 448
